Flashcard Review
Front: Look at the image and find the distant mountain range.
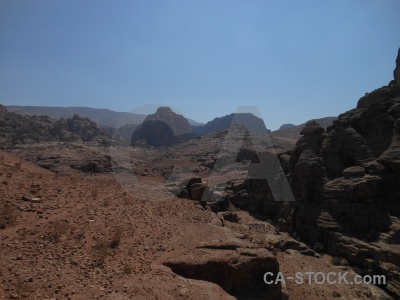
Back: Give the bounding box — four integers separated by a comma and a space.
192, 113, 270, 136
6, 105, 203, 128
5, 104, 336, 143
271, 117, 337, 139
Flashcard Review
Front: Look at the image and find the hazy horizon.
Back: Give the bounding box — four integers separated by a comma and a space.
1, 0, 399, 130
5, 103, 338, 130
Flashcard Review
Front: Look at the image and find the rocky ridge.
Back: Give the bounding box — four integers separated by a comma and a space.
6, 105, 147, 128
0, 105, 108, 149
218, 48, 400, 298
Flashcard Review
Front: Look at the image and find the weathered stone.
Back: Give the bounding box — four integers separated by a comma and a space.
164, 246, 281, 299
191, 185, 206, 201
221, 49, 400, 298
300, 121, 324, 136
342, 166, 365, 178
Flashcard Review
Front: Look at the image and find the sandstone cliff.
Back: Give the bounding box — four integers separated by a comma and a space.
221, 48, 400, 298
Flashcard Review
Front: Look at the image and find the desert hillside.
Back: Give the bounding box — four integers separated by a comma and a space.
1, 49, 399, 300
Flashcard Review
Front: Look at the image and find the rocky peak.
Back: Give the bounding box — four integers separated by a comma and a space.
394, 48, 400, 85
144, 107, 192, 136
194, 113, 269, 137
132, 106, 195, 147
299, 121, 324, 136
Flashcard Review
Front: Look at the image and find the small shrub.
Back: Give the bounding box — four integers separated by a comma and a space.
14, 160, 22, 170
91, 190, 99, 199
123, 198, 131, 205
49, 221, 67, 243
123, 265, 133, 274
14, 279, 32, 298
0, 202, 15, 229
94, 241, 109, 267
102, 198, 110, 207
110, 227, 123, 249
74, 228, 85, 241
155, 207, 164, 217
93, 227, 124, 267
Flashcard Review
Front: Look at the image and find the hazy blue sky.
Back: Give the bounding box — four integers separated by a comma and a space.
0, 1, 399, 130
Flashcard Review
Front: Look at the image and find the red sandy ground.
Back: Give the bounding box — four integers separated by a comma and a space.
0, 152, 391, 300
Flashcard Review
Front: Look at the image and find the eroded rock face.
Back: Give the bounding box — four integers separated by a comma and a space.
164, 243, 281, 299
221, 49, 400, 298
144, 107, 192, 136
279, 51, 400, 297
0, 106, 108, 148
10, 142, 112, 173
52, 114, 106, 142
177, 177, 208, 201
286, 82, 400, 203
289, 121, 326, 202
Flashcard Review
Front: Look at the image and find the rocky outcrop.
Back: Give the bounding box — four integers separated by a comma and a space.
103, 123, 138, 146
6, 105, 147, 128
0, 105, 108, 148
193, 113, 270, 136
164, 241, 281, 299
287, 81, 400, 204
271, 117, 337, 140
52, 114, 106, 142
279, 123, 295, 130
144, 107, 192, 136
131, 107, 195, 147
219, 49, 400, 298
10, 142, 112, 174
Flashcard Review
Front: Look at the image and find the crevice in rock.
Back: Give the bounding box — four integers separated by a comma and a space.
163, 252, 282, 300
195, 244, 238, 250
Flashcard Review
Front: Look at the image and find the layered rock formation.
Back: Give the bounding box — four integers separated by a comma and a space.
131, 107, 196, 147
0, 105, 108, 148
220, 48, 400, 298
